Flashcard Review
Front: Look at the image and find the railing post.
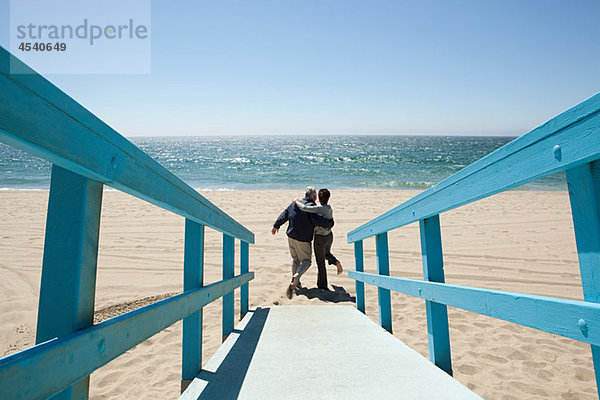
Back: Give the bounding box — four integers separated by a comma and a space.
566, 161, 600, 394
240, 240, 249, 319
36, 165, 103, 400
181, 219, 204, 393
419, 214, 453, 375
354, 240, 365, 313
375, 233, 392, 333
222, 234, 235, 341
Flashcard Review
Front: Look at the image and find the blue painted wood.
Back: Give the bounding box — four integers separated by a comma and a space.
420, 215, 452, 374
354, 240, 365, 313
347, 93, 600, 243
566, 161, 600, 392
222, 234, 235, 341
0, 273, 254, 400
36, 165, 103, 400
182, 220, 205, 390
0, 47, 254, 244
375, 233, 392, 333
349, 271, 600, 346
566, 162, 600, 301
240, 241, 250, 318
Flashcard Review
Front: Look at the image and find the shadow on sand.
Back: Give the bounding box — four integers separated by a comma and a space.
295, 285, 356, 303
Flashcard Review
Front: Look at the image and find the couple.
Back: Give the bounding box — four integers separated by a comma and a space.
271, 186, 343, 299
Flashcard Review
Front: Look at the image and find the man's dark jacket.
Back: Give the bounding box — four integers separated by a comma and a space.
273, 197, 334, 243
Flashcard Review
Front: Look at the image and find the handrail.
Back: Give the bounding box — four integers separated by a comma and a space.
0, 48, 255, 399
0, 273, 253, 400
348, 92, 600, 243
0, 46, 253, 244
346, 94, 600, 395
350, 271, 600, 346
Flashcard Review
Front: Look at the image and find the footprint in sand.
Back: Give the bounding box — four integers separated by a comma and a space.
457, 363, 478, 376
573, 366, 595, 382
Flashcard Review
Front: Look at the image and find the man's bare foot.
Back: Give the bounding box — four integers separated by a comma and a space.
291, 277, 300, 288
336, 261, 343, 275
286, 277, 300, 299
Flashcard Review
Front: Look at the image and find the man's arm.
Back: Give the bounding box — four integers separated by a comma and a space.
272, 205, 290, 234
294, 199, 326, 214
310, 213, 334, 229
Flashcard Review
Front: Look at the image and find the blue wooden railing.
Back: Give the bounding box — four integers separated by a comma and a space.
0, 47, 255, 399
347, 93, 600, 392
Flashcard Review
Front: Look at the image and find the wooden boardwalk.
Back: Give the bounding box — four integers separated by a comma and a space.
180, 306, 481, 400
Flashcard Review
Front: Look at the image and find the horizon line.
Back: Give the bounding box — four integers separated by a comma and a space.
123, 133, 520, 138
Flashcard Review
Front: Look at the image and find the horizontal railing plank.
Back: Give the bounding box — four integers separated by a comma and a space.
0, 47, 253, 243
0, 272, 254, 400
348, 93, 600, 242
350, 271, 600, 346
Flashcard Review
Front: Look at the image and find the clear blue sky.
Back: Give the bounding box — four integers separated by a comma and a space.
1, 0, 599, 136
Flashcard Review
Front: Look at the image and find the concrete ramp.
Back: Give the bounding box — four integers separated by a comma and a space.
180, 305, 481, 400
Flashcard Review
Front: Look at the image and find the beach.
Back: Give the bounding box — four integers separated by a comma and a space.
0, 189, 595, 399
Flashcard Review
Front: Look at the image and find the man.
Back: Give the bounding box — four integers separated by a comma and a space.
294, 188, 343, 290
272, 186, 334, 299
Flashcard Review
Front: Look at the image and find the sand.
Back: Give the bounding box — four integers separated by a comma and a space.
0, 189, 596, 399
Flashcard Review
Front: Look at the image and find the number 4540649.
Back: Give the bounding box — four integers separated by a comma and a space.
18, 42, 67, 52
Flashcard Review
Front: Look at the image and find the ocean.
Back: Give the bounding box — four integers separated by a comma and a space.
0, 135, 565, 191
